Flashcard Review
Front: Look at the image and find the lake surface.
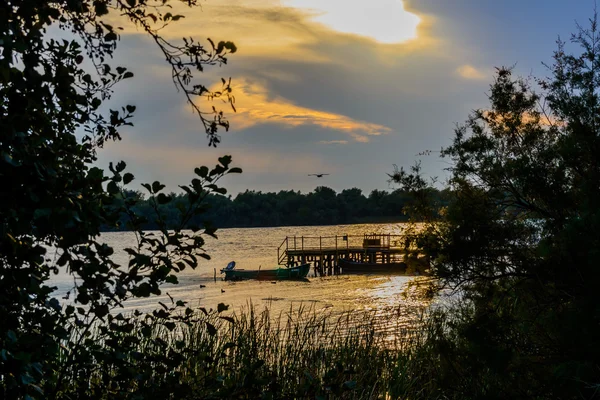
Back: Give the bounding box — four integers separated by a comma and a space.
50, 223, 431, 324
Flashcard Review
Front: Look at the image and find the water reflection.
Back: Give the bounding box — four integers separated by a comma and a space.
48, 223, 434, 333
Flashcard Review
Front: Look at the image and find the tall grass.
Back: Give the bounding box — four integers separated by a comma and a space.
166, 303, 442, 399
56, 300, 450, 399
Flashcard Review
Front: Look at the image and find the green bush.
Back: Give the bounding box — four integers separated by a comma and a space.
0, 1, 238, 398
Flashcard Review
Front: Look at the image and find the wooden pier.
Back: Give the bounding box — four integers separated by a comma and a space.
277, 233, 418, 276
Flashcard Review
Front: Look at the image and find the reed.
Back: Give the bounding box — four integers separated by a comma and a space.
56, 303, 447, 399
168, 303, 438, 399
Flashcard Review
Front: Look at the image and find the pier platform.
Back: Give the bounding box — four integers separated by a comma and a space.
277, 233, 423, 276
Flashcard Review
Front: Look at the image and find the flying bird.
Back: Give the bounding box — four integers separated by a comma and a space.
308, 173, 329, 178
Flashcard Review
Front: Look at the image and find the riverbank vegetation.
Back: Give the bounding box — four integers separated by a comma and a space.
390, 16, 600, 399
3, 0, 600, 399
54, 304, 442, 399
106, 186, 450, 230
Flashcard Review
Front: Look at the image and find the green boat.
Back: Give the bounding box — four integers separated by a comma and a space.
221, 262, 311, 281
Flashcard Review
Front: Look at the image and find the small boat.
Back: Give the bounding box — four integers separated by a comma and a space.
221, 262, 311, 281
338, 258, 407, 274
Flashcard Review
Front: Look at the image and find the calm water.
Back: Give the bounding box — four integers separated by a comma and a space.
49, 223, 431, 322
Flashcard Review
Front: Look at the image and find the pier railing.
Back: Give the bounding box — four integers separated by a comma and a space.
277, 233, 406, 265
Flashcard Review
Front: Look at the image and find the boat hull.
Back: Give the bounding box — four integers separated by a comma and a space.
223, 263, 311, 281
338, 258, 407, 274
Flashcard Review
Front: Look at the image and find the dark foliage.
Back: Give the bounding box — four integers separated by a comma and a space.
106, 186, 451, 230
1, 1, 240, 398
392, 15, 600, 399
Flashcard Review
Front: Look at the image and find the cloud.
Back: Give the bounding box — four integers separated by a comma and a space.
283, 0, 421, 44
319, 140, 348, 145
226, 79, 392, 142
106, 2, 328, 62
108, 0, 435, 63
96, 0, 486, 197
456, 64, 487, 80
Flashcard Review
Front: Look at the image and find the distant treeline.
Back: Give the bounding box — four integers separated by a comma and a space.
107, 186, 450, 230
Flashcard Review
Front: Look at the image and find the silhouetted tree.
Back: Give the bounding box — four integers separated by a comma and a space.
1, 1, 239, 398
392, 15, 600, 399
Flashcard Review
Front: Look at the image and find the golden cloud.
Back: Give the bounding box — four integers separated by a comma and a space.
108, 0, 436, 62
283, 0, 421, 44
226, 79, 392, 142
456, 64, 487, 80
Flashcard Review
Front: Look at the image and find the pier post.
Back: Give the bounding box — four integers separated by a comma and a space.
276, 233, 411, 277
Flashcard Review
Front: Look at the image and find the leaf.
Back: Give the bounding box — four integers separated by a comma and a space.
217, 41, 237, 54
91, 97, 101, 109
95, 1, 109, 15
217, 303, 229, 313
165, 322, 176, 331
88, 167, 104, 181
107, 181, 119, 194
105, 31, 118, 42
205, 322, 217, 336
123, 173, 134, 185
157, 193, 170, 204
194, 166, 209, 178
152, 181, 165, 193
115, 161, 126, 172
20, 374, 35, 385
218, 155, 232, 167
229, 167, 242, 174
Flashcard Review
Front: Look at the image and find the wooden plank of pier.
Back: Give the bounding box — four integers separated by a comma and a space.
277, 233, 422, 276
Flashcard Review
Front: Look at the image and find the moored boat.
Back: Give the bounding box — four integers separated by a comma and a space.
338, 258, 407, 274
221, 262, 311, 281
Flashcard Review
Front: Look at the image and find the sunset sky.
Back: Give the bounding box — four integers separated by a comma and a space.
100, 0, 593, 196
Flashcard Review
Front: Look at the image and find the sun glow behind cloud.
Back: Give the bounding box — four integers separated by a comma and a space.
100, 0, 483, 194
283, 0, 421, 43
